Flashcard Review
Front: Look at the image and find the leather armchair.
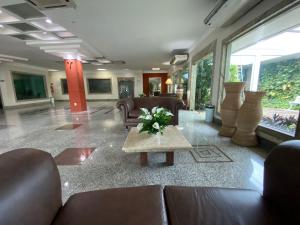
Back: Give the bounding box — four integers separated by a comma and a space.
116, 97, 184, 128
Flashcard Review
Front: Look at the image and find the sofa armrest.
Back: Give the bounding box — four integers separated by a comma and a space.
172, 99, 185, 125
0, 149, 62, 225
263, 140, 300, 224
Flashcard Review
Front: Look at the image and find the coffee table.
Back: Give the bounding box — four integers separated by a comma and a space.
122, 125, 193, 166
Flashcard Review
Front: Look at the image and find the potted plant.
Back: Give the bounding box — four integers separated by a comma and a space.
137, 107, 174, 135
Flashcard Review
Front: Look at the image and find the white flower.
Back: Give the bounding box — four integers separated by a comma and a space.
138, 115, 146, 119
157, 108, 164, 113
151, 107, 158, 114
145, 115, 153, 120
137, 123, 143, 131
152, 122, 160, 130
166, 111, 174, 116
140, 108, 149, 114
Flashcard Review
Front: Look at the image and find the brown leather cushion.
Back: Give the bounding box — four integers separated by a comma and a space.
165, 186, 280, 225
0, 149, 62, 225
128, 109, 140, 118
53, 185, 168, 225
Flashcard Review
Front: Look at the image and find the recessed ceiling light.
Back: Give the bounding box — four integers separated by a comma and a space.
97, 68, 107, 71
46, 19, 52, 24
97, 58, 112, 64
152, 68, 160, 71
162, 61, 170, 65
0, 25, 3, 28
48, 69, 59, 72
43, 31, 47, 34
0, 10, 2, 13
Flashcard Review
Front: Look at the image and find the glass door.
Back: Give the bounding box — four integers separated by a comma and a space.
118, 78, 134, 99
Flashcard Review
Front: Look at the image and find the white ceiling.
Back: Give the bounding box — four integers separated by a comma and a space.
0, 0, 218, 70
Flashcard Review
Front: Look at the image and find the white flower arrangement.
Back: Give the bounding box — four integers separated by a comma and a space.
137, 106, 174, 135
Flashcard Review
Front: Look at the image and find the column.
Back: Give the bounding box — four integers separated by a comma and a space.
64, 59, 87, 112
250, 55, 261, 91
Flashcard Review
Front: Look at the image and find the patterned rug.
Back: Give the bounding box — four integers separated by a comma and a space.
190, 145, 233, 163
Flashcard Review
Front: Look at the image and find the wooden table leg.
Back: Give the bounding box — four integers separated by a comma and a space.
166, 152, 174, 166
140, 152, 148, 166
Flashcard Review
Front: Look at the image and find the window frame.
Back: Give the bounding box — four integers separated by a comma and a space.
11, 71, 48, 102
190, 40, 217, 110
218, 2, 300, 139
86, 78, 112, 94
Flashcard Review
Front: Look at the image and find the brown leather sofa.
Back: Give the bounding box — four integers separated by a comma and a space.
116, 97, 184, 128
0, 140, 299, 225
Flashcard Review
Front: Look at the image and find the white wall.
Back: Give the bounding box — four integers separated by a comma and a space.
189, 0, 287, 112
49, 69, 143, 100
0, 62, 50, 108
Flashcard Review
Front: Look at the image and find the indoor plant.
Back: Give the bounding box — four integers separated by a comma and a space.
137, 107, 173, 135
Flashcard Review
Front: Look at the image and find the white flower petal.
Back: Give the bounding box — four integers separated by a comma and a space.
157, 108, 164, 113
145, 115, 153, 120
152, 122, 160, 130
140, 108, 149, 114
166, 111, 174, 116
137, 123, 143, 131
151, 107, 158, 114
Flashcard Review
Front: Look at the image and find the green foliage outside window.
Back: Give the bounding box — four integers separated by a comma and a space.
259, 58, 300, 110
195, 57, 213, 110
229, 64, 240, 82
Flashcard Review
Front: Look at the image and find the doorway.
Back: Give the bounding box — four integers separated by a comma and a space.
118, 78, 134, 99
143, 73, 167, 96
0, 87, 3, 110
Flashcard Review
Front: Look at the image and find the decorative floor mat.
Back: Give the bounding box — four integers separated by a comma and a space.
190, 145, 233, 163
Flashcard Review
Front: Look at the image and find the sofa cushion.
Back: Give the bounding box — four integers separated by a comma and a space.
128, 109, 140, 118
52, 185, 168, 225
165, 186, 280, 225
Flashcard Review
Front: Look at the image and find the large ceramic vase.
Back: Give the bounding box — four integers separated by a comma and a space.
219, 82, 245, 137
232, 91, 265, 147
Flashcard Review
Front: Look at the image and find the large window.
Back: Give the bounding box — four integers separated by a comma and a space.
87, 78, 112, 94
61, 79, 68, 94
225, 6, 300, 136
12, 72, 47, 100
194, 53, 213, 110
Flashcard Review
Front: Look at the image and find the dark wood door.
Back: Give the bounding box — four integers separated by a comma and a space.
143, 73, 168, 96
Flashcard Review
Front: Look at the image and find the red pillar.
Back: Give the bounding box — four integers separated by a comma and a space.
64, 59, 87, 112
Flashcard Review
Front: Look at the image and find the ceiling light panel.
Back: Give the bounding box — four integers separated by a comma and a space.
0, 9, 20, 23
0, 26, 20, 35
30, 19, 65, 32
0, 58, 14, 62
28, 32, 60, 41
8, 23, 39, 32
10, 34, 37, 40
97, 58, 112, 64
3, 3, 45, 19
55, 31, 76, 38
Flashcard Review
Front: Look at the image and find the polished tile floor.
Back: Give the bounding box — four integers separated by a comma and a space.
0, 101, 267, 202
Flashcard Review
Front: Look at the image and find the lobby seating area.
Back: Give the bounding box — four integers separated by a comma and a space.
0, 0, 300, 225
116, 97, 184, 128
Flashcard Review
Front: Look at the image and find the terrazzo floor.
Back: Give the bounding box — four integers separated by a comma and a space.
0, 101, 268, 202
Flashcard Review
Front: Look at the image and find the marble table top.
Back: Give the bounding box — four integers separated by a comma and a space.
122, 125, 193, 153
